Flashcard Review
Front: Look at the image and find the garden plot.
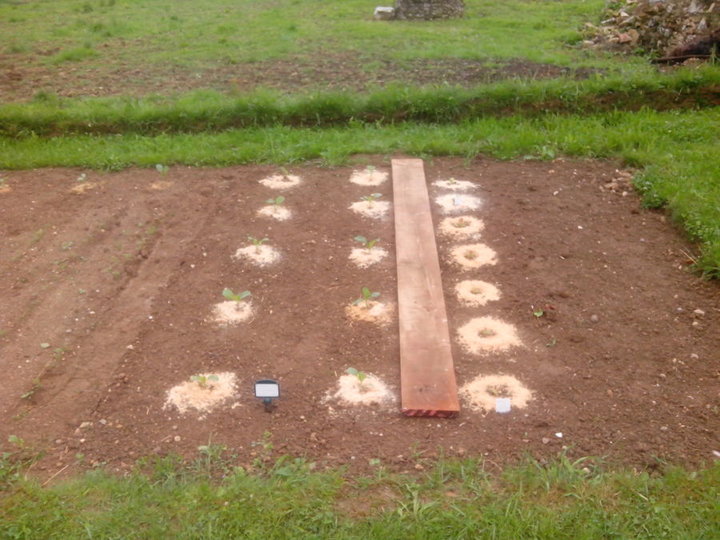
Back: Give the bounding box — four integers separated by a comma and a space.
0, 158, 719, 477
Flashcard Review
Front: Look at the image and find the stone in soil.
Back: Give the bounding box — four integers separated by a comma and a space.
457, 316, 522, 354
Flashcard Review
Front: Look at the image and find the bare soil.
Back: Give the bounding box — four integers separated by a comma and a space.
0, 53, 599, 102
0, 157, 718, 478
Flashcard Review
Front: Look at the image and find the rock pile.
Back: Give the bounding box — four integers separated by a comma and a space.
585, 0, 719, 59
394, 0, 465, 20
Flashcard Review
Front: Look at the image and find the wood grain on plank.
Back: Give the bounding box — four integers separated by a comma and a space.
392, 158, 459, 417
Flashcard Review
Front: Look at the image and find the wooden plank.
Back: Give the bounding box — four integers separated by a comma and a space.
392, 158, 460, 418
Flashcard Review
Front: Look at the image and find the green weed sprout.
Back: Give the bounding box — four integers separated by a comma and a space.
354, 287, 380, 308
190, 374, 219, 389
354, 235, 379, 250
361, 193, 382, 206
222, 288, 251, 303
266, 195, 285, 206
155, 164, 169, 174
346, 367, 367, 384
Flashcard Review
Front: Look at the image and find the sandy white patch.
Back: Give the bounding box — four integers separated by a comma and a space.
325, 374, 395, 406
349, 200, 391, 219
149, 180, 173, 191
210, 301, 254, 326
450, 243, 497, 269
233, 244, 281, 266
460, 374, 532, 413
435, 193, 482, 214
70, 182, 100, 194
455, 280, 501, 307
0, 185, 11, 194
345, 300, 393, 326
457, 317, 522, 355
438, 216, 484, 239
349, 168, 389, 186
433, 179, 476, 191
349, 247, 388, 268
259, 174, 302, 190
258, 205, 292, 221
164, 372, 237, 414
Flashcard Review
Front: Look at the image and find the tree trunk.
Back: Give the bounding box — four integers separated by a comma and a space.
394, 0, 465, 20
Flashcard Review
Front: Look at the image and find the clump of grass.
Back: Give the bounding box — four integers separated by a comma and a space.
48, 46, 98, 65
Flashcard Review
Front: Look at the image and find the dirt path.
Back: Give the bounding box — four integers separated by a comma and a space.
0, 158, 718, 476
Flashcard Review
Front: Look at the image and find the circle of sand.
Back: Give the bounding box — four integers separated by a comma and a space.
433, 179, 476, 191
345, 300, 393, 326
460, 374, 532, 413
457, 316, 522, 355
349, 169, 388, 186
149, 180, 173, 191
164, 372, 237, 414
326, 374, 395, 406
258, 205, 292, 221
450, 243, 497, 269
455, 280, 501, 307
70, 182, 101, 194
435, 193, 482, 214
349, 247, 388, 268
349, 200, 391, 219
0, 184, 11, 194
210, 301, 254, 326
233, 244, 281, 266
439, 216, 485, 239
259, 174, 302, 190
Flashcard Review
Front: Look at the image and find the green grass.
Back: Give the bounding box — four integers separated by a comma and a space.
1, 450, 719, 539
1, 67, 717, 137
2, 108, 719, 276
0, 0, 645, 97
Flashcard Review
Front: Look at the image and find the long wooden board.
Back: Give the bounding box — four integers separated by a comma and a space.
392, 158, 460, 417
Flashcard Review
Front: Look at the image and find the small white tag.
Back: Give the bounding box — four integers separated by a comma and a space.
495, 398, 511, 413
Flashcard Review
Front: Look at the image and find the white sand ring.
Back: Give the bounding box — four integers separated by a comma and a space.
456, 316, 522, 355
459, 374, 532, 413
432, 178, 477, 191
210, 301, 254, 326
455, 280, 501, 307
449, 243, 497, 269
349, 246, 388, 268
435, 193, 482, 214
257, 205, 292, 221
259, 174, 302, 190
438, 215, 484, 239
349, 200, 391, 219
325, 373, 396, 407
233, 244, 281, 266
345, 300, 394, 326
164, 372, 238, 414
349, 168, 388, 186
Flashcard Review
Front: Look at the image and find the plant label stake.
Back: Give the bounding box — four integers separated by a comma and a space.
254, 379, 280, 412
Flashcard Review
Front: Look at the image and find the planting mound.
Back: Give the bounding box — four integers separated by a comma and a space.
1, 158, 719, 479
459, 374, 533, 413
325, 373, 396, 408
449, 243, 498, 269
165, 372, 238, 415
435, 193, 483, 213
456, 316, 523, 355
259, 174, 302, 190
455, 280, 501, 307
438, 215, 485, 239
349, 246, 389, 268
349, 168, 389, 186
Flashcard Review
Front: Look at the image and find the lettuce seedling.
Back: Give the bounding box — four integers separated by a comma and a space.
190, 374, 219, 389
346, 367, 367, 385
223, 288, 251, 302
354, 287, 380, 308
248, 236, 269, 253
354, 235, 379, 250
360, 193, 382, 206
266, 195, 285, 206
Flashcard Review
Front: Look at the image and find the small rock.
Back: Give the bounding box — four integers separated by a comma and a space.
590, 314, 599, 323
690, 353, 699, 360
542, 437, 551, 444
660, 426, 668, 432
693, 308, 705, 317
79, 421, 93, 430
174, 435, 181, 442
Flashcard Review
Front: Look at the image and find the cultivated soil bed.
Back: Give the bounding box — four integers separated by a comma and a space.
0, 157, 718, 477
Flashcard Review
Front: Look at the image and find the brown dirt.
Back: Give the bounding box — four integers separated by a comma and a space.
0, 53, 600, 102
0, 158, 719, 479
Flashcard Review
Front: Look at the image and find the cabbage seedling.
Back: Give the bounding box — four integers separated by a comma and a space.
266, 195, 285, 206
354, 287, 380, 308
354, 235, 379, 250
190, 374, 219, 389
361, 193, 382, 206
248, 236, 269, 253
222, 288, 251, 303
346, 367, 367, 384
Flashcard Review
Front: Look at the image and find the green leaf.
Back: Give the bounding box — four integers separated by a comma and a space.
40, 342, 50, 349
354, 235, 367, 244
370, 291, 380, 299
346, 367, 358, 376
222, 288, 235, 301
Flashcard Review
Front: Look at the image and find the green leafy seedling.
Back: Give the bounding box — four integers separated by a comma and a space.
248, 236, 269, 252
448, 177, 458, 185
346, 367, 367, 384
354, 286, 380, 308
266, 196, 285, 206
190, 374, 219, 389
532, 306, 545, 318
222, 288, 251, 303
361, 193, 382, 206
354, 235, 379, 250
